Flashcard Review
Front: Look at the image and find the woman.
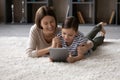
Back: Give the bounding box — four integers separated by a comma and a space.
26, 6, 61, 57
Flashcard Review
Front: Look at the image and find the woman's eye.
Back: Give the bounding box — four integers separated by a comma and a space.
50, 20, 55, 24
43, 23, 47, 25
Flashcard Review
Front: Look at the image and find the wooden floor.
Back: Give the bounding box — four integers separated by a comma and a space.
0, 24, 120, 39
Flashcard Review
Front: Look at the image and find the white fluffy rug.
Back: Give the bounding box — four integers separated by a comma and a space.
0, 37, 120, 80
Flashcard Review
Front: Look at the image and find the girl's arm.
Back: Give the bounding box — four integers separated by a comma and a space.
51, 36, 62, 48
67, 40, 93, 63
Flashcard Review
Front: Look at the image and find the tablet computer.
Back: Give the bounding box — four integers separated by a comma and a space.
49, 48, 69, 62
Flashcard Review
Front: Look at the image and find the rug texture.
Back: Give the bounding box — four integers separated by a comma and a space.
0, 37, 120, 80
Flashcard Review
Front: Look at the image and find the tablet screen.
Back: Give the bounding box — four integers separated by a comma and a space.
49, 48, 69, 62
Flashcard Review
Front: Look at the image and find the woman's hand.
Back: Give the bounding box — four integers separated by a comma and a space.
51, 36, 61, 48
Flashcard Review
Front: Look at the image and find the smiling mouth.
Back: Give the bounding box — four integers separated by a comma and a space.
47, 29, 53, 31
48, 27, 55, 30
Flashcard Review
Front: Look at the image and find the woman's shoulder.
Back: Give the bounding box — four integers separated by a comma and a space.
29, 24, 42, 37
30, 24, 37, 30
30, 24, 41, 32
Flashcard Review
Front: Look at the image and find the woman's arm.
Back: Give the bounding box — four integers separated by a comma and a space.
37, 36, 62, 57
37, 47, 51, 57
26, 25, 38, 57
26, 25, 51, 57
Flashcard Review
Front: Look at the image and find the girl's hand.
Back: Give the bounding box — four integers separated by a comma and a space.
77, 45, 88, 55
77, 40, 93, 55
49, 57, 54, 62
67, 54, 75, 63
51, 37, 61, 48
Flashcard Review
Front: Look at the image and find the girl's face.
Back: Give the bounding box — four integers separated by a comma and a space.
41, 16, 56, 34
62, 28, 77, 44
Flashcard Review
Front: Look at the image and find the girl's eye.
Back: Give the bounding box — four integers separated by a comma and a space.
62, 32, 66, 35
69, 35, 73, 37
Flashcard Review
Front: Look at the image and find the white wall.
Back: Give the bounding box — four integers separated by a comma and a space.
52, 0, 69, 23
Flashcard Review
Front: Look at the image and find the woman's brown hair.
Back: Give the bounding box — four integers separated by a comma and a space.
35, 6, 57, 29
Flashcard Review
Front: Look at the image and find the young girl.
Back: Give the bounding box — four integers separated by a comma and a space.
51, 16, 106, 63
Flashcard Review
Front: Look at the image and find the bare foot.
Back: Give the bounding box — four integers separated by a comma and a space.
99, 22, 107, 36
100, 31, 105, 36
99, 22, 107, 26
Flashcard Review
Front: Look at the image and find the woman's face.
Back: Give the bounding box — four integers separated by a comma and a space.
41, 16, 56, 34
62, 28, 77, 44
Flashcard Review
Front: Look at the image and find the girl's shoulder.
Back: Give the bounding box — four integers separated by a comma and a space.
76, 31, 84, 37
57, 26, 61, 32
56, 27, 62, 35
